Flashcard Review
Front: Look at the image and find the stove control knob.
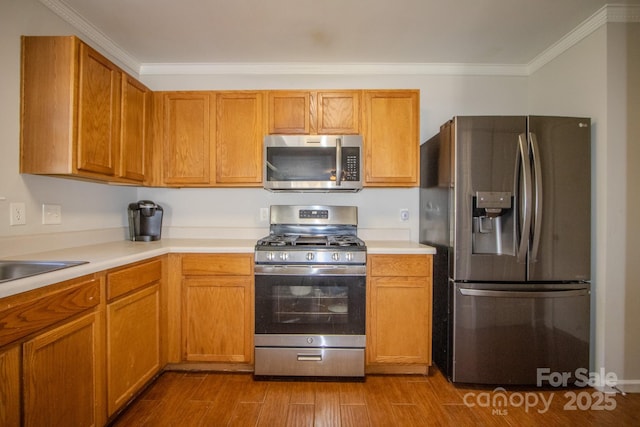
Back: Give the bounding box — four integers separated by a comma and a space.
345, 252, 354, 262
332, 253, 340, 261
306, 252, 315, 261
279, 252, 288, 261
266, 252, 275, 261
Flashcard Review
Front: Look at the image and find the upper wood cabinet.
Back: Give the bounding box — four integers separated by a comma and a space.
215, 92, 264, 185
21, 36, 149, 184
268, 90, 360, 135
154, 91, 264, 187
362, 90, 420, 187
120, 75, 151, 183
158, 92, 213, 185
76, 42, 121, 177
268, 91, 310, 134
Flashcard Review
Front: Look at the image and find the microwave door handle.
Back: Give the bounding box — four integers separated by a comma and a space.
335, 138, 342, 186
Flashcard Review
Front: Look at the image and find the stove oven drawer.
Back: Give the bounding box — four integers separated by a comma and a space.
254, 347, 364, 378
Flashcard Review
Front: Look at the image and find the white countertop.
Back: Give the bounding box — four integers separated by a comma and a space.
0, 238, 435, 299
365, 240, 436, 255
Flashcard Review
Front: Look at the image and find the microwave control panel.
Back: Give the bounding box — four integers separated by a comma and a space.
343, 148, 360, 181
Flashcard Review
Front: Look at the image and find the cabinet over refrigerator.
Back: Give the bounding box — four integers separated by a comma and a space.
420, 116, 591, 385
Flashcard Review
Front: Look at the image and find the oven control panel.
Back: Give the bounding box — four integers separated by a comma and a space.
255, 249, 366, 265
299, 209, 329, 219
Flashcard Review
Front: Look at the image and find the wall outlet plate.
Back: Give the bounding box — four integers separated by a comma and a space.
400, 209, 410, 221
10, 202, 26, 225
260, 207, 269, 222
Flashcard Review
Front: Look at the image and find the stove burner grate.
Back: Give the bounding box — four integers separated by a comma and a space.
257, 234, 364, 248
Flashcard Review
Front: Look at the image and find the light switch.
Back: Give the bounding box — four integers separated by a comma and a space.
42, 204, 62, 224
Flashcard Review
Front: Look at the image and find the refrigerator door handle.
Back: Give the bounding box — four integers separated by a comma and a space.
529, 132, 543, 262
459, 288, 589, 298
517, 134, 532, 263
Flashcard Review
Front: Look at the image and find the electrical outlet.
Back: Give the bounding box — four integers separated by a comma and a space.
260, 207, 269, 222
10, 202, 26, 225
42, 204, 62, 225
400, 209, 410, 221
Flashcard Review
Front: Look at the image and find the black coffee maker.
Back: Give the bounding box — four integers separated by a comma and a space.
128, 200, 163, 241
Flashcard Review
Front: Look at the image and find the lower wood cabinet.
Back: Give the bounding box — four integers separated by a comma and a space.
0, 345, 20, 426
366, 254, 433, 374
23, 311, 104, 427
106, 258, 162, 416
180, 254, 254, 364
0, 257, 166, 426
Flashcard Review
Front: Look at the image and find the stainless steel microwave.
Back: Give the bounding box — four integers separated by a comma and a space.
264, 135, 363, 192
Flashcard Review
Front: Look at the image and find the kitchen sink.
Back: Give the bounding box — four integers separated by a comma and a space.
0, 260, 88, 283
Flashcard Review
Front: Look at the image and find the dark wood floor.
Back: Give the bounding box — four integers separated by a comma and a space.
112, 368, 640, 426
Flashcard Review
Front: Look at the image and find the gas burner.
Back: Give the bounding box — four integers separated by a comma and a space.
255, 206, 366, 266
257, 235, 298, 247
327, 235, 364, 247
257, 234, 365, 248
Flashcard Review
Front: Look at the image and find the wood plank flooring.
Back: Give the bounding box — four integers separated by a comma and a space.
111, 368, 640, 426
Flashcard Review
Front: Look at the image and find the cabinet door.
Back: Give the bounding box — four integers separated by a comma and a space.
316, 91, 360, 134
107, 284, 161, 415
362, 90, 419, 186
215, 92, 264, 185
20, 36, 76, 175
0, 346, 20, 427
367, 276, 431, 365
120, 75, 149, 182
182, 276, 253, 363
23, 311, 102, 427
268, 90, 360, 135
77, 42, 121, 176
367, 254, 432, 371
162, 92, 213, 185
268, 91, 311, 134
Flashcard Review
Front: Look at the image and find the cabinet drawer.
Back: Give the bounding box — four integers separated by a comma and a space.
107, 258, 162, 300
182, 254, 253, 276
368, 254, 432, 277
0, 276, 99, 347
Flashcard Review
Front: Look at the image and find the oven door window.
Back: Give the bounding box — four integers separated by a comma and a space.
266, 147, 337, 182
255, 275, 365, 335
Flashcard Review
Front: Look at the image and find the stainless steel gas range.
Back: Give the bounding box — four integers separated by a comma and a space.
254, 205, 366, 379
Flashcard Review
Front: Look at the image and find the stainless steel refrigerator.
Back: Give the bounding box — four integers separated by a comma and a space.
420, 116, 591, 385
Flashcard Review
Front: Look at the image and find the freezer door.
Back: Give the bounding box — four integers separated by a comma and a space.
527, 116, 591, 281
453, 116, 526, 281
452, 282, 590, 385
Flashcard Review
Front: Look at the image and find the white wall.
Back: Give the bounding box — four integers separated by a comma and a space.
623, 23, 640, 388
529, 22, 640, 390
0, 0, 137, 241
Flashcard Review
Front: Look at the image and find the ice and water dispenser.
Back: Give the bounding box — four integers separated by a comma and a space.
472, 191, 514, 255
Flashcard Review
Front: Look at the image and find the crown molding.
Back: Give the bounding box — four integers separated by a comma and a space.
40, 1, 640, 78
139, 62, 529, 76
527, 4, 640, 73
38, 0, 140, 75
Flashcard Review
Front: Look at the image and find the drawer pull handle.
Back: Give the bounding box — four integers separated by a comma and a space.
297, 354, 322, 362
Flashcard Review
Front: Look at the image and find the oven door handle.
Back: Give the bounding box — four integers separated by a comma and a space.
255, 264, 366, 276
